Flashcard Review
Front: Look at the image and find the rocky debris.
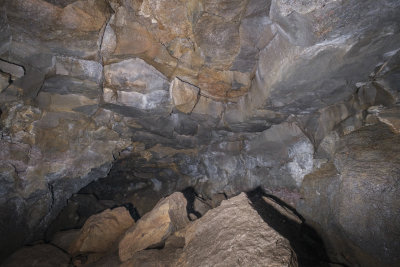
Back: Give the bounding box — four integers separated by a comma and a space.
178, 193, 297, 266
170, 77, 199, 114
297, 123, 400, 267
69, 207, 135, 255
94, 192, 298, 267
119, 192, 189, 262
50, 229, 80, 252
1, 244, 70, 267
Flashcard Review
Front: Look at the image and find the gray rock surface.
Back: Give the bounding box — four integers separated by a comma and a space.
0, 0, 399, 264
297, 123, 400, 267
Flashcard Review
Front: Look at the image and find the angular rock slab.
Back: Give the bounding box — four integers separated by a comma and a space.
119, 192, 189, 262
176, 193, 296, 266
69, 207, 135, 255
2, 244, 70, 267
170, 77, 199, 114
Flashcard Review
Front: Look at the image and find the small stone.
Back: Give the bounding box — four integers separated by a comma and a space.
170, 77, 199, 114
69, 207, 135, 255
118, 192, 189, 262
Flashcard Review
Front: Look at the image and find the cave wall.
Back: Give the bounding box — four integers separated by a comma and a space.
0, 0, 399, 265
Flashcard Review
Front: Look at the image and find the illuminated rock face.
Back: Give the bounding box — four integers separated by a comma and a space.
0, 0, 399, 265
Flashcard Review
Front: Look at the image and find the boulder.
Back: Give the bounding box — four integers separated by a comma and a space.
176, 193, 297, 266
69, 207, 135, 255
2, 244, 70, 267
118, 192, 189, 262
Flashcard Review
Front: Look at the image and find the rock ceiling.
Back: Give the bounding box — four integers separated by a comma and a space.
0, 0, 399, 265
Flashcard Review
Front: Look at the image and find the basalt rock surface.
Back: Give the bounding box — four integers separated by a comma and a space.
0, 0, 399, 265
297, 123, 400, 267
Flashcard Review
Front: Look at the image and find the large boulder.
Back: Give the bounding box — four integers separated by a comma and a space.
69, 207, 135, 255
118, 192, 189, 262
176, 193, 297, 266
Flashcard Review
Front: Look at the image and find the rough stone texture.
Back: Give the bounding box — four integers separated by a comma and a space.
0, 59, 24, 79
0, 0, 399, 264
297, 123, 400, 267
118, 193, 297, 267
1, 244, 70, 267
0, 99, 130, 260
103, 58, 172, 113
178, 193, 297, 266
170, 78, 199, 114
69, 207, 135, 255
119, 192, 189, 262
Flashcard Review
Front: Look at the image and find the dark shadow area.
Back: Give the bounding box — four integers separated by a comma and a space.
246, 187, 348, 267
181, 187, 202, 219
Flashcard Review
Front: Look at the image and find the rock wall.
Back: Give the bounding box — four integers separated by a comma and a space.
0, 0, 399, 264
